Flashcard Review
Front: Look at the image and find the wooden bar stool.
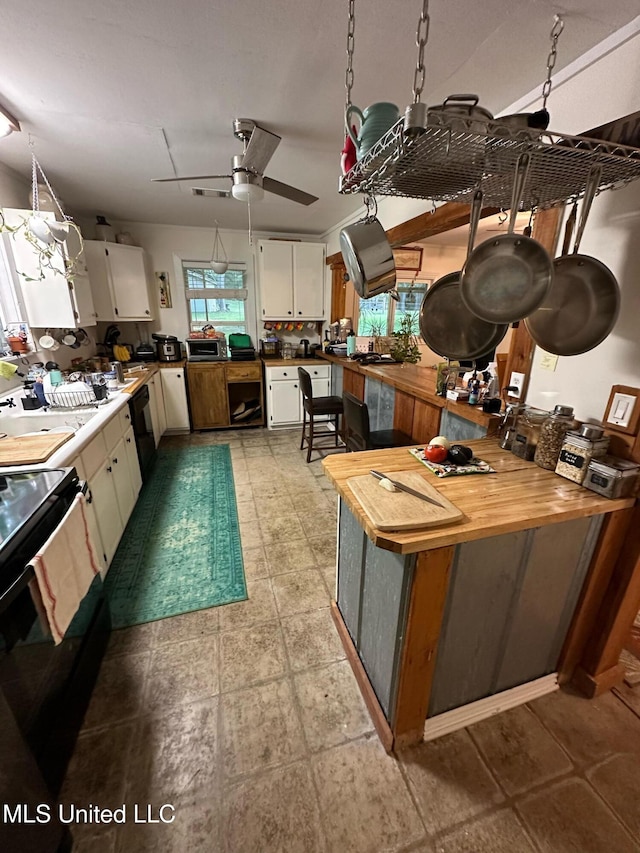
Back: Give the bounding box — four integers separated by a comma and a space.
342, 391, 414, 452
298, 367, 344, 463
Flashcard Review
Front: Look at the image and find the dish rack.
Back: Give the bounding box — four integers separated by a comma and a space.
338, 115, 640, 210
47, 383, 109, 409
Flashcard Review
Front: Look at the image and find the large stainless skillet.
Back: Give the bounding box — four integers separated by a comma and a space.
419, 190, 508, 361
524, 166, 620, 356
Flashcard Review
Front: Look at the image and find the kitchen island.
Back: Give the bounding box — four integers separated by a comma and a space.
322, 439, 637, 751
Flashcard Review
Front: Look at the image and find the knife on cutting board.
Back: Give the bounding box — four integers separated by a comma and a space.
369, 470, 445, 508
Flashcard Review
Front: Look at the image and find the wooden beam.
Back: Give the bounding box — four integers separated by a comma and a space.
330, 264, 347, 323
330, 600, 395, 753
392, 545, 454, 749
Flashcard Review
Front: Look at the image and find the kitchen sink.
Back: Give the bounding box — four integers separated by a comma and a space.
0, 411, 99, 437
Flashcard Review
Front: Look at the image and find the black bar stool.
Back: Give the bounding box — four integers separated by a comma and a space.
298, 367, 344, 463
342, 391, 414, 452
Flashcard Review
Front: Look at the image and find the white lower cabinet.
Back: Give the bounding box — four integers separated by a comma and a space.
76, 404, 142, 574
266, 364, 331, 429
148, 375, 167, 447
160, 368, 190, 432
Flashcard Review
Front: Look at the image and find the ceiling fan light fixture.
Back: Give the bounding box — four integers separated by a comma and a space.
231, 181, 264, 203
0, 103, 20, 138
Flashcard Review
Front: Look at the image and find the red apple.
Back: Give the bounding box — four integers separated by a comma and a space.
424, 444, 448, 464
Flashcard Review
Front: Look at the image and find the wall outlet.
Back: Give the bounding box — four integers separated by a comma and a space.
508, 371, 525, 398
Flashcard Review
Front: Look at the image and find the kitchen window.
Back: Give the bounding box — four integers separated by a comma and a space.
183, 262, 248, 335
357, 281, 430, 337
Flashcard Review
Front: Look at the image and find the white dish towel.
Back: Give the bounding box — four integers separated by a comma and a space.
31, 494, 101, 644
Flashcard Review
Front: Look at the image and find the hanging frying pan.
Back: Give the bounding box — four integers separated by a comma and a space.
524, 166, 620, 356
339, 197, 396, 299
419, 190, 508, 360
460, 153, 554, 323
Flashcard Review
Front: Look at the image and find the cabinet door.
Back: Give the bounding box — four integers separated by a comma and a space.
109, 435, 136, 527
106, 244, 153, 320
91, 462, 124, 567
187, 364, 229, 429
123, 425, 143, 502
268, 380, 302, 426
258, 241, 293, 319
147, 376, 165, 447
69, 272, 97, 327
71, 455, 107, 575
161, 369, 190, 431
293, 242, 325, 319
84, 241, 116, 321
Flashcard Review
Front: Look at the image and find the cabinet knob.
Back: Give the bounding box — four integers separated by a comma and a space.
106, 465, 112, 473
125, 413, 130, 420
288, 311, 292, 315
283, 372, 287, 376
294, 384, 298, 389
145, 310, 150, 315
176, 373, 181, 378
86, 490, 93, 505
112, 457, 118, 464
126, 437, 131, 443
114, 308, 119, 315
298, 311, 302, 315
313, 371, 317, 375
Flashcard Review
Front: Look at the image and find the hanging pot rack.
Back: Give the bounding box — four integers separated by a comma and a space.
339, 3, 640, 210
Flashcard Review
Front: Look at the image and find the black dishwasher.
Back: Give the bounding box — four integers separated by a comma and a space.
129, 384, 156, 480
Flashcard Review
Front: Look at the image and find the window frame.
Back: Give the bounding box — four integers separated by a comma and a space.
182, 261, 249, 336
357, 279, 431, 337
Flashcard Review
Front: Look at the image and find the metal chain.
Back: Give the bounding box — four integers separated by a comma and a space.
412, 0, 430, 104
345, 0, 355, 116
541, 14, 564, 110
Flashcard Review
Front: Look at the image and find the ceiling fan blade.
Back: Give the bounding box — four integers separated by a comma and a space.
262, 176, 318, 206
191, 188, 232, 198
151, 174, 231, 183
241, 126, 281, 175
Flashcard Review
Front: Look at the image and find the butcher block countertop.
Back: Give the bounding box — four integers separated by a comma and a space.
322, 438, 636, 554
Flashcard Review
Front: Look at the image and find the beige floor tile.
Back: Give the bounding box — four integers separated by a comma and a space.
587, 753, 640, 838
265, 538, 317, 575
255, 493, 296, 520
299, 510, 337, 538
218, 578, 277, 631
436, 808, 536, 853
106, 621, 157, 657
528, 687, 640, 767
231, 467, 250, 485
71, 826, 117, 853
242, 544, 270, 580
145, 633, 218, 710
400, 729, 504, 836
294, 660, 373, 751
307, 534, 337, 567
233, 482, 255, 503
272, 569, 330, 616
320, 564, 337, 598
469, 704, 573, 795
82, 651, 150, 730
236, 500, 258, 523
238, 521, 263, 548
243, 445, 267, 458
126, 697, 218, 802
221, 679, 306, 778
220, 620, 287, 692
153, 607, 219, 645
61, 721, 136, 807
281, 607, 345, 671
223, 761, 325, 853
115, 792, 222, 853
517, 777, 637, 853
312, 736, 425, 853
259, 514, 307, 544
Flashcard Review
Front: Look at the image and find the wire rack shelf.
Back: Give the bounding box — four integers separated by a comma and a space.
338, 115, 640, 210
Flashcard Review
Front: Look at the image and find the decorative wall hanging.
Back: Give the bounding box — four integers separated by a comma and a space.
156, 271, 172, 308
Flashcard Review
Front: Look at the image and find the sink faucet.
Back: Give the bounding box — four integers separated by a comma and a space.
0, 397, 15, 409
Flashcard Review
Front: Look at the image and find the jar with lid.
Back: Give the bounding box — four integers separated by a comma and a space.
511, 407, 548, 460
555, 424, 610, 484
584, 455, 640, 499
534, 405, 576, 470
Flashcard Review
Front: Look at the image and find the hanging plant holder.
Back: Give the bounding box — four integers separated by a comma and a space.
210, 221, 229, 274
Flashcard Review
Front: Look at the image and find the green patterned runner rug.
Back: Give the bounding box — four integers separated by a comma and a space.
104, 444, 246, 628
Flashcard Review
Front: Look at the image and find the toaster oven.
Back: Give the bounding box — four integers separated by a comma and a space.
186, 337, 228, 361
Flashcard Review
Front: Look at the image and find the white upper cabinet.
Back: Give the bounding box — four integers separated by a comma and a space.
1, 208, 97, 328
258, 239, 325, 320
84, 241, 154, 321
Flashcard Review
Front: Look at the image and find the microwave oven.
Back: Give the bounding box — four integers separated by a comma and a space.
186, 337, 228, 361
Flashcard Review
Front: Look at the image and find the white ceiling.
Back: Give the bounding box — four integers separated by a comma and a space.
0, 0, 638, 235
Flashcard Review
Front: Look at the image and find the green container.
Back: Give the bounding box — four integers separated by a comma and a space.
228, 333, 252, 349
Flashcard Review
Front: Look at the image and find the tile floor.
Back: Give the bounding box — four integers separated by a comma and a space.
61, 428, 640, 852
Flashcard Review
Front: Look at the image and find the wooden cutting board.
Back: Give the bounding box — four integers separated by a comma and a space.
0, 432, 75, 465
347, 471, 464, 531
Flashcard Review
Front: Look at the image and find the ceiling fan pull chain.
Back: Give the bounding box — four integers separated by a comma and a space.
541, 14, 564, 111
344, 0, 356, 126
404, 0, 430, 137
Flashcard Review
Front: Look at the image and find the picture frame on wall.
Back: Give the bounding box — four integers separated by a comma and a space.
603, 384, 640, 435
393, 246, 423, 272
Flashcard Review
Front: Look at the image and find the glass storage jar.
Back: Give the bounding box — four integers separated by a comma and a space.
584, 455, 640, 499
534, 405, 576, 470
555, 425, 610, 484
511, 408, 548, 460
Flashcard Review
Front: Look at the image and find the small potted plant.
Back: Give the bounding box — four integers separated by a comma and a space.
389, 311, 422, 364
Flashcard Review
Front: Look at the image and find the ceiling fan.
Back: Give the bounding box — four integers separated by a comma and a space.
152, 118, 318, 206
